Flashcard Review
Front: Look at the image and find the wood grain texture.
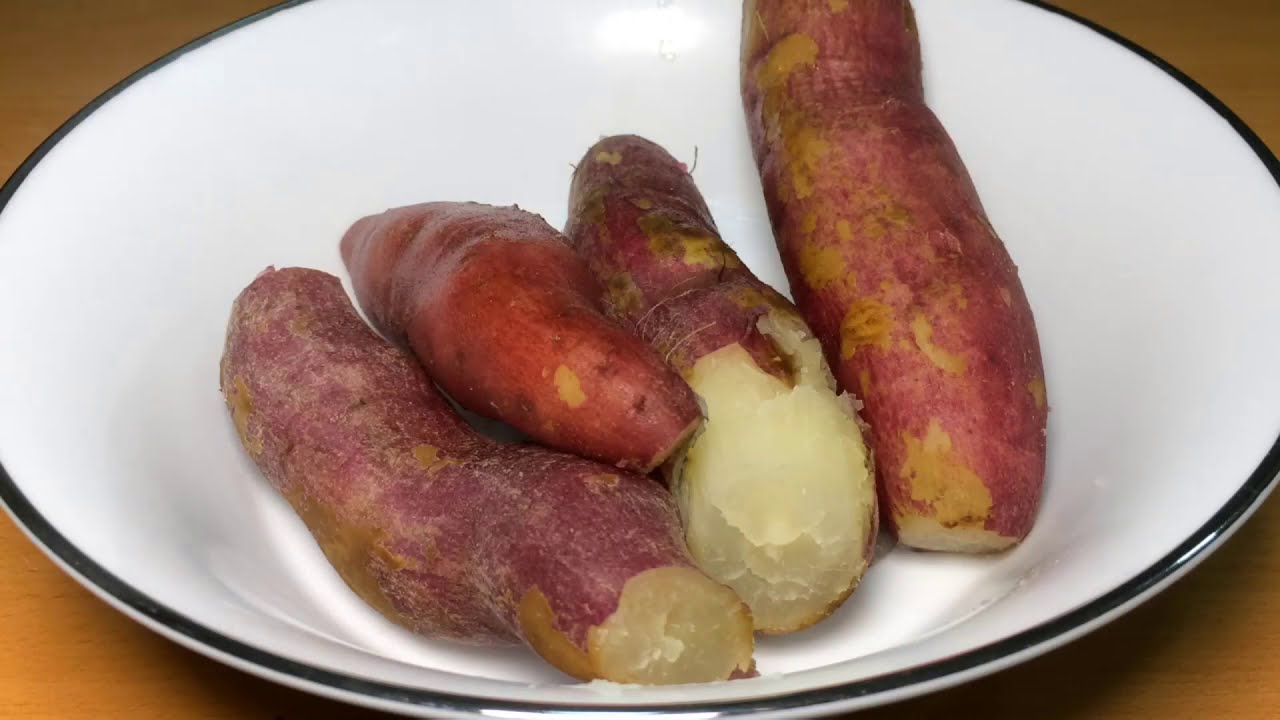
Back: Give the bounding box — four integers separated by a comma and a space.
0, 1, 1276, 718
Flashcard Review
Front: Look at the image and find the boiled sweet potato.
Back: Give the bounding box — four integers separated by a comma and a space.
341, 202, 701, 472
220, 267, 753, 684
740, 0, 1046, 552
565, 135, 877, 633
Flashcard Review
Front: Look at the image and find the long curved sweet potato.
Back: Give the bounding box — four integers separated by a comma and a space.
341, 202, 702, 472
740, 0, 1046, 552
565, 135, 877, 633
220, 268, 753, 684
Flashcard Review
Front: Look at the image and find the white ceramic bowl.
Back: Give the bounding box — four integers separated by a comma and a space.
1, 1, 1277, 717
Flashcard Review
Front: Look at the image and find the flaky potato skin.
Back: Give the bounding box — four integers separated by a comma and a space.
341, 202, 701, 472
741, 0, 1046, 551
220, 268, 752, 682
566, 135, 877, 633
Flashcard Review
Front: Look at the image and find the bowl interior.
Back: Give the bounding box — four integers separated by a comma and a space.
1, 0, 1278, 709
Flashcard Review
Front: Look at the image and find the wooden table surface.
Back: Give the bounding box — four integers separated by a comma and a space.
1, 1, 1277, 718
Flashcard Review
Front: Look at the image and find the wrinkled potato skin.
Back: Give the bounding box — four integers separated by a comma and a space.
219, 268, 719, 677
566, 134, 795, 382
741, 0, 1046, 550
341, 202, 701, 472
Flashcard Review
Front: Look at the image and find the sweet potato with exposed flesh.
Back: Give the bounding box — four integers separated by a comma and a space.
220, 268, 753, 684
341, 202, 701, 472
740, 0, 1046, 552
565, 135, 876, 634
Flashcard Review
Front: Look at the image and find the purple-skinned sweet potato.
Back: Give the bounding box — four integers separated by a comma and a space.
565, 135, 877, 634
740, 0, 1047, 552
220, 267, 753, 684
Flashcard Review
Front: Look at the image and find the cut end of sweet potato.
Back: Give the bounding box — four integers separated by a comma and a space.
587, 566, 755, 685
674, 311, 876, 633
895, 515, 1018, 554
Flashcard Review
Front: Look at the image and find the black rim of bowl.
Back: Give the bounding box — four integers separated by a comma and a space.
1, 1, 1277, 716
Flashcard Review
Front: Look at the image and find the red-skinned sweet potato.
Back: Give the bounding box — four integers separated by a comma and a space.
341, 202, 701, 472
220, 267, 753, 684
566, 135, 877, 633
741, 0, 1046, 552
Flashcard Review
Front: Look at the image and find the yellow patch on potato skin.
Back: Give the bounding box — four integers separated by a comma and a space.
900, 419, 992, 529
585, 473, 621, 494
604, 272, 645, 316
729, 286, 766, 310
730, 287, 795, 326
599, 270, 640, 312
862, 215, 886, 240
857, 369, 872, 398
373, 541, 416, 571
554, 365, 588, 408
1028, 378, 1047, 409
519, 588, 596, 681
595, 150, 623, 165
413, 444, 461, 474
629, 197, 654, 210
680, 235, 733, 269
911, 314, 967, 375
756, 34, 828, 202
895, 515, 1011, 553
783, 124, 829, 201
797, 245, 847, 290
286, 491, 405, 623
835, 219, 853, 242
883, 202, 911, 227
640, 214, 741, 270
412, 444, 441, 467
580, 186, 609, 227
829, 0, 849, 10
801, 211, 818, 235
840, 298, 894, 359
227, 376, 264, 457
756, 33, 818, 91
860, 203, 913, 240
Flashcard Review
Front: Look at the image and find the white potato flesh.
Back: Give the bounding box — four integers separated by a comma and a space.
674, 311, 876, 633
